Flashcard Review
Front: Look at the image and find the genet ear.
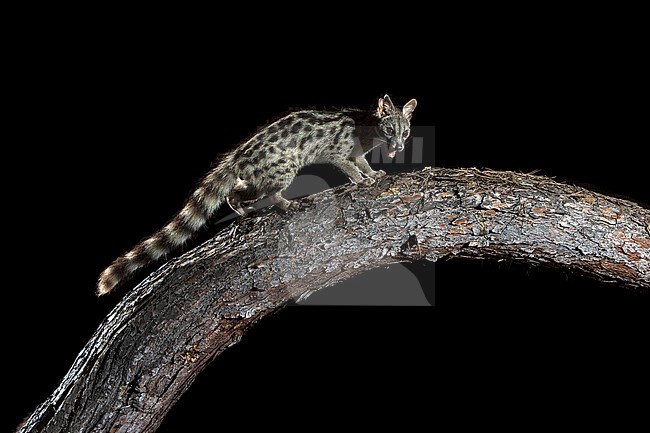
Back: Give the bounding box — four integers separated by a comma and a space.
377, 94, 396, 117
402, 99, 417, 120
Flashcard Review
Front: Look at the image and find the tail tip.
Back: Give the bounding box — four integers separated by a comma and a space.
96, 281, 114, 296
97, 269, 118, 296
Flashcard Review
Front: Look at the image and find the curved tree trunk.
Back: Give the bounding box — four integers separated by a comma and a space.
18, 168, 649, 432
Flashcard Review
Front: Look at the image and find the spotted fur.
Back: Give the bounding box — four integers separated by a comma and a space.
97, 95, 417, 295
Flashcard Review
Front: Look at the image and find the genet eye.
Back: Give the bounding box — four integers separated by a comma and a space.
403, 129, 409, 138
386, 127, 394, 135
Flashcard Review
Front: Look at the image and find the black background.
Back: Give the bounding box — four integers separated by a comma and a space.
6, 28, 649, 431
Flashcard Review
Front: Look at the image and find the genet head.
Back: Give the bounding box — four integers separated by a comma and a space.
377, 95, 417, 158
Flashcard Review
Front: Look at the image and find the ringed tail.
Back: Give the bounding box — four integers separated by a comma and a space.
97, 165, 236, 296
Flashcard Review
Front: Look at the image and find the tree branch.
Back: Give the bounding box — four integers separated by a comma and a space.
18, 168, 649, 432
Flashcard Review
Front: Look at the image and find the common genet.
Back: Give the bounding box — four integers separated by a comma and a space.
97, 95, 417, 295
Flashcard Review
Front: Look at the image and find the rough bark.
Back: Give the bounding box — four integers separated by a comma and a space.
18, 168, 649, 433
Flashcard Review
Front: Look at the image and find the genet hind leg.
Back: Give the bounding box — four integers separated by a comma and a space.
262, 164, 299, 212
268, 192, 292, 211
227, 177, 257, 216
226, 192, 255, 216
